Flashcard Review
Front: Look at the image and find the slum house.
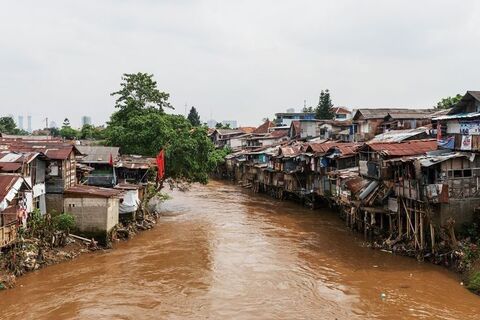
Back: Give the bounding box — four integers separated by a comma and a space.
209, 129, 246, 149
274, 144, 308, 197
76, 146, 119, 187
244, 130, 289, 150
0, 151, 47, 214
115, 155, 156, 184
288, 120, 322, 140
387, 150, 480, 244
0, 139, 81, 214
333, 106, 352, 121
243, 145, 281, 193
381, 109, 434, 131
0, 175, 27, 247
349, 139, 439, 241
63, 185, 122, 237
318, 120, 353, 142
433, 91, 480, 151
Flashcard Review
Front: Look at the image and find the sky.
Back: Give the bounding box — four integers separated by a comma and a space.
1, 0, 479, 129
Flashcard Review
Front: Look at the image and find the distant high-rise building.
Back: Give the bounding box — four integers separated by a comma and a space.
18, 116, 24, 130
221, 120, 238, 129
49, 121, 58, 128
81, 116, 92, 126
27, 115, 32, 133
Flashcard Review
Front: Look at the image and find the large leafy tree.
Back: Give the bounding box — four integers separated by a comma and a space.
187, 106, 201, 127
315, 89, 334, 120
106, 73, 224, 184
0, 116, 28, 135
436, 94, 463, 109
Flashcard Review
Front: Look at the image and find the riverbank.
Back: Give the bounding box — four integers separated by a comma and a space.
0, 211, 160, 290
226, 176, 480, 295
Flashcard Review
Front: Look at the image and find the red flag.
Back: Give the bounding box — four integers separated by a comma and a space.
156, 149, 165, 180
109, 153, 114, 166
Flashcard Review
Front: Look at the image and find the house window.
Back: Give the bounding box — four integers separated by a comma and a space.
336, 114, 347, 119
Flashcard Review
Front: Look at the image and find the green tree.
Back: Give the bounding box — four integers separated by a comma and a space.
106, 73, 223, 184
110, 73, 173, 126
80, 124, 106, 140
315, 89, 334, 120
0, 116, 28, 135
60, 118, 79, 140
436, 94, 463, 109
187, 106, 201, 127
215, 122, 231, 129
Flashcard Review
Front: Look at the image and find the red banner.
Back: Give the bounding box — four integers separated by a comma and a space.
156, 149, 165, 180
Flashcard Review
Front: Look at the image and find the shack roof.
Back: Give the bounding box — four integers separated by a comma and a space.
386, 109, 434, 120
253, 120, 275, 134
0, 138, 80, 160
447, 91, 480, 115
77, 146, 120, 164
305, 141, 341, 154
115, 155, 156, 170
370, 127, 430, 143
0, 175, 22, 203
385, 150, 472, 168
333, 106, 351, 114
64, 185, 123, 198
352, 108, 431, 121
277, 145, 302, 158
326, 143, 362, 158
365, 139, 437, 157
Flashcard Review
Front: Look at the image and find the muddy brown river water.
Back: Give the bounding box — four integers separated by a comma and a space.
0, 180, 479, 319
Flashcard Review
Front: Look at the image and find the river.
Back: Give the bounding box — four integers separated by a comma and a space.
0, 180, 479, 319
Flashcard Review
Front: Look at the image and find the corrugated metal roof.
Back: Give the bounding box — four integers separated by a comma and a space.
327, 143, 362, 158
115, 155, 156, 169
0, 175, 21, 203
64, 185, 123, 198
77, 146, 120, 164
432, 112, 480, 121
370, 127, 429, 143
367, 139, 437, 157
0, 163, 22, 172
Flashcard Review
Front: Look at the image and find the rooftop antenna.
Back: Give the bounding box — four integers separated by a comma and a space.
304, 99, 306, 108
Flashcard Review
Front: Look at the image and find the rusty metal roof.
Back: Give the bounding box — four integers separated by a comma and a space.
253, 120, 275, 134
0, 163, 22, 172
64, 185, 123, 198
0, 138, 80, 160
115, 155, 156, 169
327, 143, 362, 158
367, 139, 437, 157
0, 175, 22, 203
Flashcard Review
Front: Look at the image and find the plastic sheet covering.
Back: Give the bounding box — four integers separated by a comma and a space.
119, 190, 139, 214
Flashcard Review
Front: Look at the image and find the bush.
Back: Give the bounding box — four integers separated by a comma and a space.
467, 271, 480, 293
53, 213, 75, 234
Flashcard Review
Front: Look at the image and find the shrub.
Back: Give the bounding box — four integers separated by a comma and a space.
53, 213, 75, 234
467, 271, 480, 292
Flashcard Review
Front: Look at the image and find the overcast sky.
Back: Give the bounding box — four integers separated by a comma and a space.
1, 1, 479, 129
